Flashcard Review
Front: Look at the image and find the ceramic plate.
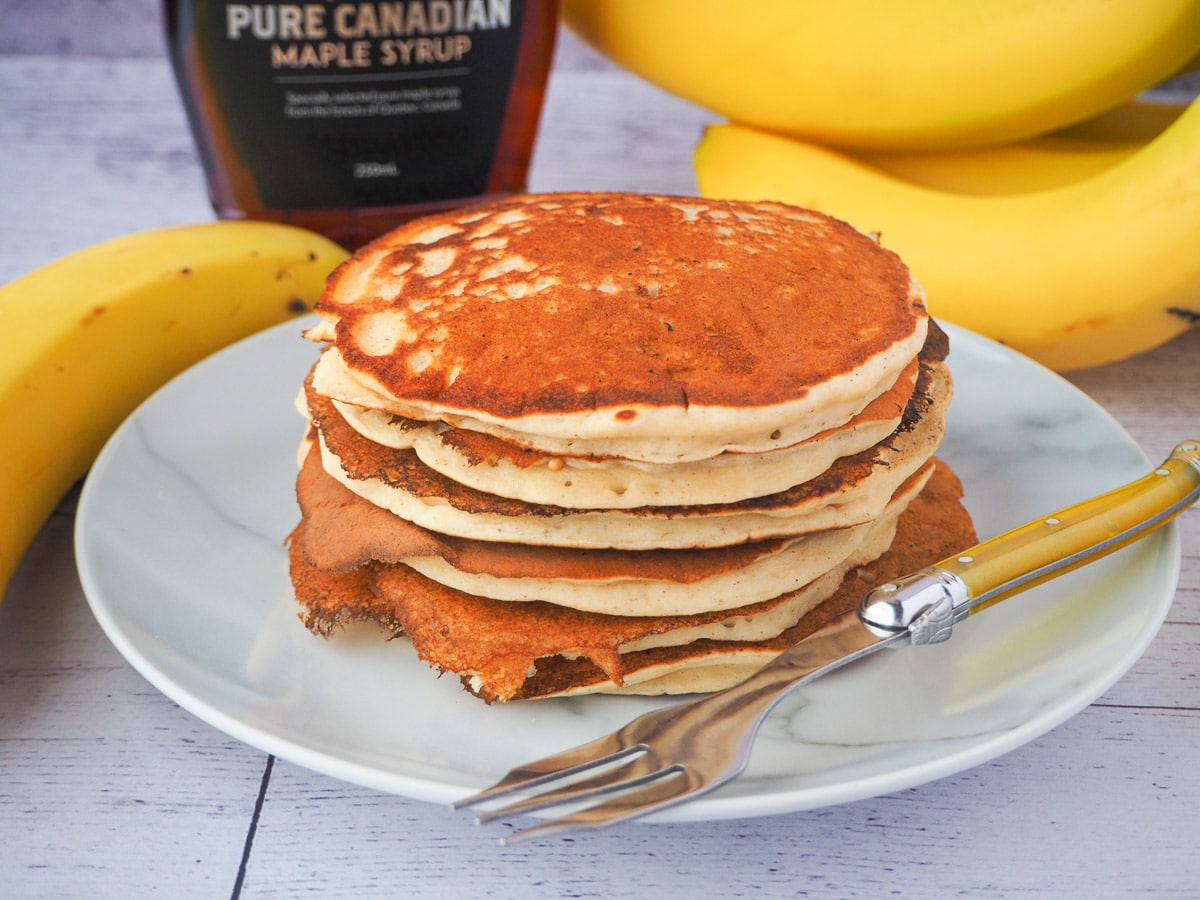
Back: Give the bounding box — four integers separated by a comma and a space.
76, 319, 1180, 822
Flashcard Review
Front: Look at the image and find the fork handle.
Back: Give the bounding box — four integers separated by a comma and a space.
722, 440, 1200, 726
860, 439, 1200, 641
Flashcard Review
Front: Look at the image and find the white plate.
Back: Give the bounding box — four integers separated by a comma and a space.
75, 319, 1180, 822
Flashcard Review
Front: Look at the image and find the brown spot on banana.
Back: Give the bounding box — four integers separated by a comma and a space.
1167, 306, 1200, 324
1064, 316, 1112, 333
81, 306, 107, 326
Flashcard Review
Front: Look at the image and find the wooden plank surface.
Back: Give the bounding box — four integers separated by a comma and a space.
1, 7, 1198, 897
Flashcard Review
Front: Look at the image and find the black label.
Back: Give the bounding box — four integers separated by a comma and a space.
189, 1, 526, 209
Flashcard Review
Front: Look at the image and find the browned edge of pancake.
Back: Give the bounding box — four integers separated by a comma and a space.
294, 445, 940, 586
431, 354, 921, 468
507, 458, 975, 700
304, 321, 948, 526
288, 458, 974, 703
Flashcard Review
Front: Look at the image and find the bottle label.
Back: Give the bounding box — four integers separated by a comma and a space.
194, 1, 528, 209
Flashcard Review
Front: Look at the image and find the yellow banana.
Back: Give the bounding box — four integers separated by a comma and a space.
855, 99, 1186, 195
563, 0, 1200, 150
693, 97, 1200, 371
0, 221, 348, 601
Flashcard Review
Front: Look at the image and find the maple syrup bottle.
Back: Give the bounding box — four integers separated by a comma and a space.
164, 1, 559, 248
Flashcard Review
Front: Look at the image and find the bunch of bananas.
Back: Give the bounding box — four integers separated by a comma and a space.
0, 222, 349, 601
564, 0, 1200, 371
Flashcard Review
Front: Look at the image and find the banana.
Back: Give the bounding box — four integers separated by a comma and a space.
0, 221, 348, 601
693, 97, 1200, 371
563, 0, 1200, 150
854, 99, 1186, 195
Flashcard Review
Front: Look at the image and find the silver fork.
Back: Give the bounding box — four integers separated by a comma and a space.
453, 440, 1200, 843
455, 608, 903, 843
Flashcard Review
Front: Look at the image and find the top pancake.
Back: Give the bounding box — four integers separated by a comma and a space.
307, 192, 929, 463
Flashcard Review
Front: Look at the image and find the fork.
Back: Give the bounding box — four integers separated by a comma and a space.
453, 440, 1200, 843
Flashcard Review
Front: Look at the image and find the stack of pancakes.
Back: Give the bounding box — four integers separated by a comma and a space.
287, 192, 976, 702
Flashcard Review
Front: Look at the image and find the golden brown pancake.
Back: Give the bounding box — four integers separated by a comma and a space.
305, 354, 950, 550
511, 460, 976, 700
290, 460, 974, 702
294, 439, 934, 616
287, 193, 965, 705
305, 192, 929, 463
329, 357, 920, 510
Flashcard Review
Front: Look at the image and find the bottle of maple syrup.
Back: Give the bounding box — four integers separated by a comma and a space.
163, 1, 559, 248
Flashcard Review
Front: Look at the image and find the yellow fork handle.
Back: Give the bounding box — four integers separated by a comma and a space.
860, 440, 1200, 641
942, 440, 1200, 617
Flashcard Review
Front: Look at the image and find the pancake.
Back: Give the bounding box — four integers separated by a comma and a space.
329, 357, 919, 510
287, 192, 965, 705
305, 355, 950, 550
294, 439, 934, 616
290, 459, 974, 702
510, 459, 977, 700
305, 192, 929, 464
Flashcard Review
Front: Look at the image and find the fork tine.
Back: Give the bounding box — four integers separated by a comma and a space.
452, 729, 640, 811
473, 751, 669, 824
500, 768, 703, 845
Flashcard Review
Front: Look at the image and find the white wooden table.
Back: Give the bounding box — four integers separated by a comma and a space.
2, 7, 1198, 897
